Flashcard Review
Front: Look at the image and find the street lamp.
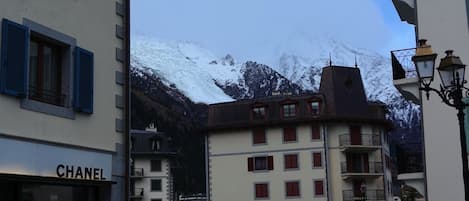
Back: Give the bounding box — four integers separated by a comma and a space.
412, 39, 469, 200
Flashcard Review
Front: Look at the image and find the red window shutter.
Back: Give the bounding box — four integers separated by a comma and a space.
283, 127, 296, 142
363, 153, 369, 173
312, 126, 320, 140
315, 180, 324, 195
253, 128, 266, 144
267, 156, 274, 170
286, 182, 300, 196
255, 184, 268, 198
350, 125, 362, 145
248, 157, 254, 171
313, 152, 322, 167
285, 154, 298, 169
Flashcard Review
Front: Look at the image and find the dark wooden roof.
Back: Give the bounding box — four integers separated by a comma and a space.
130, 129, 177, 157
206, 66, 392, 132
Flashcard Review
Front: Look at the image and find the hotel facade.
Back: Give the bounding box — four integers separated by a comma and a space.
205, 66, 393, 201
0, 0, 130, 201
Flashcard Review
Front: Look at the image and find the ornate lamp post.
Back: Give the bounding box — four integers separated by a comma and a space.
412, 39, 469, 200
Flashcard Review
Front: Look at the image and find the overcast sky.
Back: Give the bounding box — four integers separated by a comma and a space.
131, 0, 415, 65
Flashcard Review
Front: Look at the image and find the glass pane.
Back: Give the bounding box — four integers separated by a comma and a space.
29, 41, 38, 95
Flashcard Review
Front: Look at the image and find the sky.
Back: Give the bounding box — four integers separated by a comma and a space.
131, 0, 415, 66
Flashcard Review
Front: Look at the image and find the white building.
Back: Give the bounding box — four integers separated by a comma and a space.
0, 1, 130, 200
392, 0, 469, 200
205, 66, 392, 201
131, 127, 177, 201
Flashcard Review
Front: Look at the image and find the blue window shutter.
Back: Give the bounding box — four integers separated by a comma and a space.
74, 47, 93, 114
0, 19, 29, 97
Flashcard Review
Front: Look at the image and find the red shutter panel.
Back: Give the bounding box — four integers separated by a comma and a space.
248, 157, 254, 171
315, 180, 324, 195
253, 128, 266, 144
350, 125, 361, 145
267, 156, 274, 170
363, 153, 369, 173
346, 153, 352, 172
313, 153, 322, 167
312, 126, 320, 140
283, 127, 297, 142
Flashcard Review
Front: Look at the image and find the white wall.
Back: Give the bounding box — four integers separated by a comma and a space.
134, 158, 171, 201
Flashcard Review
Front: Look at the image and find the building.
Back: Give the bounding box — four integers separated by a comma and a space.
0, 1, 130, 201
392, 0, 469, 200
205, 66, 393, 201
131, 126, 177, 201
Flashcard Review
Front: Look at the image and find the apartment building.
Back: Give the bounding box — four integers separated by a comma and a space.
131, 126, 177, 201
0, 1, 130, 201
205, 66, 392, 201
392, 0, 469, 200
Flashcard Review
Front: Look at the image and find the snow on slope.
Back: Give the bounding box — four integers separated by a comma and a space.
131, 36, 237, 104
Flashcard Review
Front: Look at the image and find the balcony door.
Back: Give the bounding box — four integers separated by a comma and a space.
346, 153, 369, 173
350, 125, 361, 145
353, 179, 365, 197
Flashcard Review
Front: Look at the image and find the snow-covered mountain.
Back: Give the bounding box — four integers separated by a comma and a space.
131, 35, 421, 143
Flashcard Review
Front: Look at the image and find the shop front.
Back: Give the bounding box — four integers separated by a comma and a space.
0, 136, 114, 201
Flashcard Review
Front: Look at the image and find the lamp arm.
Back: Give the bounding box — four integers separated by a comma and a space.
419, 85, 457, 108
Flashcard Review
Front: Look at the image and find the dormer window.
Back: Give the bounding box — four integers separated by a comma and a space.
310, 101, 320, 115
282, 103, 296, 118
252, 106, 266, 120
152, 140, 160, 152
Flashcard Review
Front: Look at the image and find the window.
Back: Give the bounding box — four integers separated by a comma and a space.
29, 36, 64, 106
252, 106, 266, 120
252, 128, 266, 144
314, 180, 324, 196
248, 156, 273, 171
151, 179, 162, 192
152, 140, 160, 151
151, 160, 162, 172
312, 152, 322, 168
311, 125, 321, 140
255, 183, 269, 199
284, 154, 298, 170
0, 19, 94, 117
310, 101, 320, 115
285, 181, 300, 197
283, 127, 297, 142
282, 104, 296, 118
151, 199, 162, 201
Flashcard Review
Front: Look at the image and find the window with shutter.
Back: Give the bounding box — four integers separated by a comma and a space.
285, 181, 300, 197
314, 180, 324, 196
313, 152, 322, 168
283, 127, 297, 142
74, 47, 93, 113
249, 156, 273, 172
311, 125, 321, 140
255, 183, 269, 199
284, 154, 298, 170
252, 128, 266, 144
0, 19, 29, 97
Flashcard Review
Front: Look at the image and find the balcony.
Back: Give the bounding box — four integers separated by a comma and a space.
391, 48, 420, 104
130, 188, 144, 200
341, 161, 384, 179
131, 167, 144, 178
343, 189, 385, 201
339, 134, 381, 152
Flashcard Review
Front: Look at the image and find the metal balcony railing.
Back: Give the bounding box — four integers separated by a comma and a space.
341, 161, 384, 174
130, 188, 144, 198
343, 189, 385, 201
391, 48, 417, 80
131, 167, 144, 177
339, 134, 381, 147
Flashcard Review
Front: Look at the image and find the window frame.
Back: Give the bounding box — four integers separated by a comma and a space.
285, 181, 301, 198
248, 155, 273, 172
150, 179, 162, 192
284, 153, 299, 170
312, 151, 323, 168
308, 100, 321, 116
150, 159, 162, 172
19, 18, 77, 119
254, 182, 270, 200
281, 103, 297, 118
251, 104, 267, 120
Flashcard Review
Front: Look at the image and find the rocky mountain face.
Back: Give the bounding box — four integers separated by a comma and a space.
130, 36, 423, 193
